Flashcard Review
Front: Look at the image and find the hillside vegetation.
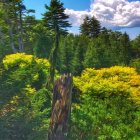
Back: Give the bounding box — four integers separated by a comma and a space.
0, 0, 140, 139
0, 54, 140, 139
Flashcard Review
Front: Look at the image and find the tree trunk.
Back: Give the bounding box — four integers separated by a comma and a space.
48, 74, 73, 140
49, 26, 59, 84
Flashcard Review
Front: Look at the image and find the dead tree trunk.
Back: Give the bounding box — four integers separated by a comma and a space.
48, 74, 73, 140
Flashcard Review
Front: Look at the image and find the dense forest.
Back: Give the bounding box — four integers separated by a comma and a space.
0, 0, 140, 140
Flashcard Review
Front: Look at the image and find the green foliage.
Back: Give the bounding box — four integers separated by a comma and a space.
33, 21, 54, 58
1, 53, 140, 140
84, 31, 131, 69
0, 0, 36, 54
130, 58, 140, 73
58, 35, 74, 73
58, 35, 89, 75
57, 30, 132, 76
80, 16, 90, 36
71, 66, 140, 139
131, 35, 140, 59
43, 0, 71, 35
80, 16, 101, 38
0, 53, 51, 140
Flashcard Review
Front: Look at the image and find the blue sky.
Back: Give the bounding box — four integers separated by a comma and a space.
24, 0, 140, 39
24, 0, 91, 18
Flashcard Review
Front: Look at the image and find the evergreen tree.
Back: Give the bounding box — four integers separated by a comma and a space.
119, 32, 131, 65
83, 39, 99, 68
13, 0, 35, 52
109, 31, 122, 65
0, 3, 10, 58
58, 35, 74, 74
0, 0, 35, 52
33, 20, 54, 58
80, 16, 90, 36
0, 0, 17, 52
72, 35, 89, 75
131, 35, 140, 59
43, 0, 71, 83
80, 16, 101, 38
89, 16, 101, 38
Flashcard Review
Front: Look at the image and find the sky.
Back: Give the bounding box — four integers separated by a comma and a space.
24, 0, 140, 39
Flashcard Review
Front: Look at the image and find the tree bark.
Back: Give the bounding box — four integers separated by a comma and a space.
48, 74, 73, 140
49, 25, 59, 84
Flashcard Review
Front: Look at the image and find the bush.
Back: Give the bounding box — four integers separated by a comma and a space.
0, 53, 52, 140
71, 66, 140, 140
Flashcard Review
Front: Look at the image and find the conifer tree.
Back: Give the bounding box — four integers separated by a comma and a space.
0, 0, 35, 52
80, 16, 101, 38
89, 16, 101, 38
131, 35, 140, 59
43, 0, 71, 83
120, 32, 131, 65
80, 16, 90, 36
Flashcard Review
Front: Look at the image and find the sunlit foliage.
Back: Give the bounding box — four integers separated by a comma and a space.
0, 53, 51, 140
71, 66, 140, 139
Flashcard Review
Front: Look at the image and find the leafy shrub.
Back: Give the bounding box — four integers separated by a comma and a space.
71, 66, 140, 140
0, 53, 51, 140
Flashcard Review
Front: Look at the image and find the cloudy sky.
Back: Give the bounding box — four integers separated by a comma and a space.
24, 0, 140, 39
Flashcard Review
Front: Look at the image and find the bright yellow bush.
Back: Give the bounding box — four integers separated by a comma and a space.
3, 53, 50, 70
1, 53, 50, 103
0, 53, 52, 139
74, 66, 140, 105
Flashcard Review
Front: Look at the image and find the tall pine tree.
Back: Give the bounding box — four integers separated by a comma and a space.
43, 0, 71, 83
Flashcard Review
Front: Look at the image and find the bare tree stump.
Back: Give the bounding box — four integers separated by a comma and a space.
48, 74, 73, 140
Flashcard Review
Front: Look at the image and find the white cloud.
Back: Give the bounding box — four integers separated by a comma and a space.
65, 9, 90, 26
65, 0, 140, 29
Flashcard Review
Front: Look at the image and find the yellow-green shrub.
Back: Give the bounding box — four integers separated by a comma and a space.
71, 66, 140, 140
0, 53, 51, 140
74, 66, 140, 105
3, 53, 50, 70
